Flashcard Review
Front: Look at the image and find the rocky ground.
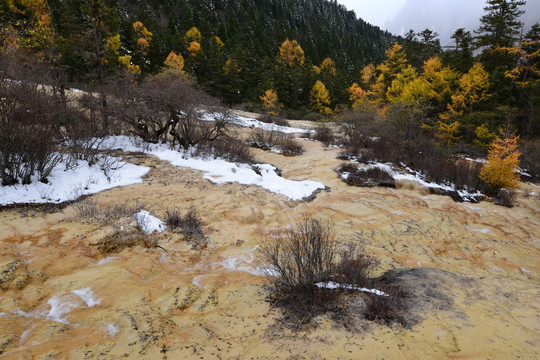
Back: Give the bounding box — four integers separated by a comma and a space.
0, 121, 539, 359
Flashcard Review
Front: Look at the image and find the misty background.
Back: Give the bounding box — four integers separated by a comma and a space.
339, 0, 540, 45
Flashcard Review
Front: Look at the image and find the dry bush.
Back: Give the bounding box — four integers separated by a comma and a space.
313, 124, 335, 146
165, 207, 204, 241
193, 135, 254, 164
0, 58, 66, 185
494, 189, 518, 207
338, 106, 379, 148
363, 280, 407, 326
519, 139, 540, 181
249, 129, 304, 156
336, 163, 396, 188
333, 243, 378, 288
258, 114, 290, 127
258, 217, 399, 328
72, 199, 144, 226
0, 53, 117, 187
95, 228, 157, 254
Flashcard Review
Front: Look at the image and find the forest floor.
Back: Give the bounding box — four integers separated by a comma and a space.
0, 117, 539, 359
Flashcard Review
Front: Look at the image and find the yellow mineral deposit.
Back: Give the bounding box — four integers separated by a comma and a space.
0, 118, 538, 359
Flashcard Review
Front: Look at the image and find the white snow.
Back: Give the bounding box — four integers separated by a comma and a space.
94, 256, 120, 266
201, 111, 312, 134
467, 227, 490, 234
315, 281, 389, 296
72, 288, 101, 307
46, 296, 80, 324
134, 210, 166, 234
192, 274, 207, 288
370, 162, 483, 201
521, 267, 531, 274
19, 325, 35, 346
100, 136, 325, 201
107, 323, 119, 338
0, 157, 149, 205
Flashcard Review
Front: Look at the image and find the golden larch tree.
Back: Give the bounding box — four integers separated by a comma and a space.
310, 80, 332, 115
372, 43, 409, 102
313, 57, 336, 75
443, 62, 490, 119
277, 38, 305, 67
347, 83, 367, 110
133, 21, 152, 55
260, 90, 279, 113
164, 51, 185, 72
479, 132, 521, 192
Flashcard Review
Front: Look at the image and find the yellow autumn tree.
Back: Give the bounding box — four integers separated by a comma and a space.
3, 0, 54, 57
164, 51, 184, 72
361, 63, 377, 90
474, 123, 497, 150
118, 55, 141, 75
260, 89, 279, 113
443, 62, 490, 119
310, 80, 332, 115
479, 132, 521, 192
348, 83, 367, 109
184, 27, 202, 43
184, 27, 203, 58
223, 58, 241, 74
435, 121, 461, 146
187, 41, 202, 58
422, 56, 459, 103
313, 57, 337, 75
386, 65, 419, 103
133, 21, 152, 55
277, 38, 305, 67
372, 43, 409, 103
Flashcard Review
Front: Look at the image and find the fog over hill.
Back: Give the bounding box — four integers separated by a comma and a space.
384, 0, 540, 45
339, 0, 539, 46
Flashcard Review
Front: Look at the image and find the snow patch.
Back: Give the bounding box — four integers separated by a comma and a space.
134, 210, 166, 234
192, 275, 207, 289
72, 288, 101, 307
99, 136, 325, 201
0, 157, 149, 205
46, 296, 80, 324
467, 226, 490, 234
107, 323, 119, 338
370, 162, 483, 201
315, 281, 389, 296
94, 256, 119, 266
201, 111, 312, 134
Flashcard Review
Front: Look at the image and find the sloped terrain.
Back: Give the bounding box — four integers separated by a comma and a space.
0, 121, 539, 359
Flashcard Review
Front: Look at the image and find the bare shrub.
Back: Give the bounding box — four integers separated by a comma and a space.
165, 207, 204, 241
261, 217, 336, 290
95, 228, 157, 254
72, 199, 144, 226
72, 197, 100, 219
258, 114, 290, 127
259, 217, 392, 328
249, 129, 304, 156
339, 105, 379, 148
0, 58, 66, 185
193, 135, 254, 164
363, 280, 407, 326
519, 139, 540, 181
494, 189, 518, 207
336, 102, 494, 198
313, 124, 335, 146
336, 163, 396, 188
333, 243, 378, 288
